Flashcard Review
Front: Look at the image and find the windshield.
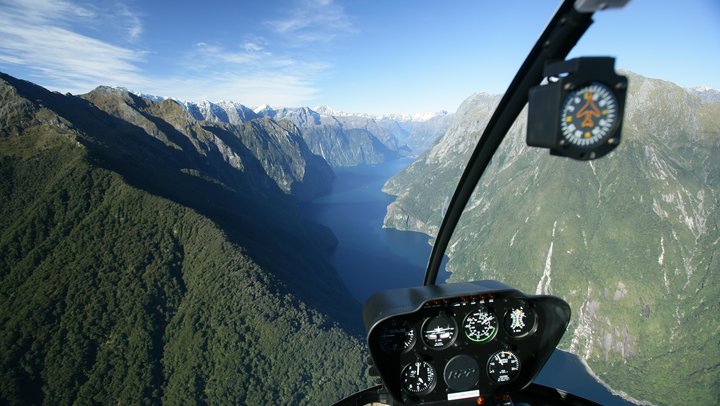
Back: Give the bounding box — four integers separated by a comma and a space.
0, 1, 717, 406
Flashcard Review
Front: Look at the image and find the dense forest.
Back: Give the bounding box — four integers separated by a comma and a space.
0, 73, 371, 404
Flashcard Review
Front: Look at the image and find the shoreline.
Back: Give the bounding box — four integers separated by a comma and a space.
572, 353, 654, 406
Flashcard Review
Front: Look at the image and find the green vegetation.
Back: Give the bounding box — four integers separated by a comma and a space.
0, 74, 370, 404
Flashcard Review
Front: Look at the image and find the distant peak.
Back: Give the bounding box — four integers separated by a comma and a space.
314, 105, 336, 115
253, 104, 274, 113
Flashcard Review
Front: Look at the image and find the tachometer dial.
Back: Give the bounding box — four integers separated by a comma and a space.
401, 360, 436, 395
421, 315, 457, 349
463, 306, 498, 343
378, 319, 416, 353
487, 350, 521, 384
560, 82, 619, 148
504, 301, 536, 338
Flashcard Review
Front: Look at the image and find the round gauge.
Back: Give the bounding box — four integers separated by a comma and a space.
487, 350, 521, 384
463, 306, 498, 343
421, 314, 457, 349
401, 360, 437, 395
378, 319, 416, 353
560, 82, 619, 148
504, 302, 536, 338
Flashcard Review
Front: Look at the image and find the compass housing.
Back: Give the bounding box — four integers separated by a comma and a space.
527, 57, 628, 160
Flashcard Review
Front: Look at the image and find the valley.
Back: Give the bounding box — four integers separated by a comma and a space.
1, 69, 717, 405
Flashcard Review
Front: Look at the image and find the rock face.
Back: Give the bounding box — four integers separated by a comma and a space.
383, 72, 720, 405
84, 87, 333, 201
182, 100, 451, 166
258, 106, 403, 167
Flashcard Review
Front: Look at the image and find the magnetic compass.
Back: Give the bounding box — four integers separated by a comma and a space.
527, 57, 627, 160
560, 82, 619, 148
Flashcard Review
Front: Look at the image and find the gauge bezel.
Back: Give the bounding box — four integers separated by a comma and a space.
421, 314, 458, 350
462, 305, 499, 343
559, 81, 620, 149
400, 360, 437, 396
378, 318, 416, 353
503, 301, 538, 339
487, 350, 522, 384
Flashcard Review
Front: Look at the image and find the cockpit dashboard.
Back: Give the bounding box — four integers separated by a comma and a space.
364, 281, 572, 405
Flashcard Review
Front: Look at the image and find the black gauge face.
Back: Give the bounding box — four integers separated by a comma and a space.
504, 302, 536, 338
560, 82, 619, 148
487, 350, 521, 384
463, 306, 498, 343
378, 319, 416, 353
422, 315, 457, 349
401, 360, 437, 395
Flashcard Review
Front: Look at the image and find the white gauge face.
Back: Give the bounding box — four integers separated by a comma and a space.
560, 82, 619, 148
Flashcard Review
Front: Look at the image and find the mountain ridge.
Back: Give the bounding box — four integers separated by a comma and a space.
0, 71, 370, 404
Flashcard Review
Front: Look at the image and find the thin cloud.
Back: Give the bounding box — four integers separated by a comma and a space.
117, 4, 143, 41
0, 0, 335, 107
168, 41, 329, 106
0, 0, 146, 93
265, 0, 355, 44
153, 72, 322, 108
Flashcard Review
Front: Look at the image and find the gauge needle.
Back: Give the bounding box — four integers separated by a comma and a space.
416, 363, 420, 375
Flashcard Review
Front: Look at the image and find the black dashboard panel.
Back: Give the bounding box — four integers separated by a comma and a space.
363, 281, 571, 405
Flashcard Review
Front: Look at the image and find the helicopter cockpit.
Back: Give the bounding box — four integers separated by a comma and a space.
335, 0, 630, 404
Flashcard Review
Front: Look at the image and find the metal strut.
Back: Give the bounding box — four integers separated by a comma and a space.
423, 0, 599, 286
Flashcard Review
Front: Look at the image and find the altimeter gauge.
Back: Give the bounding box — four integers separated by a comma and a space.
463, 306, 498, 343
401, 360, 437, 395
560, 82, 619, 148
487, 350, 521, 384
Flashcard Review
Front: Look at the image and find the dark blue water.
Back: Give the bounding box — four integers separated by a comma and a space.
302, 157, 450, 303
303, 157, 635, 406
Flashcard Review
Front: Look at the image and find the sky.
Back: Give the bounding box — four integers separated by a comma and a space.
0, 0, 718, 115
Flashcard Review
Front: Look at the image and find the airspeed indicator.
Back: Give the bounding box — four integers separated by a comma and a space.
463, 306, 498, 343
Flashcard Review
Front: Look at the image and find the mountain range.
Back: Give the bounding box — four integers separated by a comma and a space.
0, 72, 372, 404
178, 98, 452, 166
383, 72, 719, 405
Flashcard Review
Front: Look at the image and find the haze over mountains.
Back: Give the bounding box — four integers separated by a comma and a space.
384, 72, 719, 405
137, 91, 454, 167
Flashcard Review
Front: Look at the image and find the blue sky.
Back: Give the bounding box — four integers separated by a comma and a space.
0, 0, 718, 115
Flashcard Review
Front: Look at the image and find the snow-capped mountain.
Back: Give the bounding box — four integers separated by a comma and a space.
690, 85, 720, 103
129, 93, 453, 164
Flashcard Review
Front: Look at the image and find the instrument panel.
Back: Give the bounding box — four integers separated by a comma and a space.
364, 281, 570, 405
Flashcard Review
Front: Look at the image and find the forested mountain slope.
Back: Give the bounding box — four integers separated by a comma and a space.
0, 73, 369, 404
